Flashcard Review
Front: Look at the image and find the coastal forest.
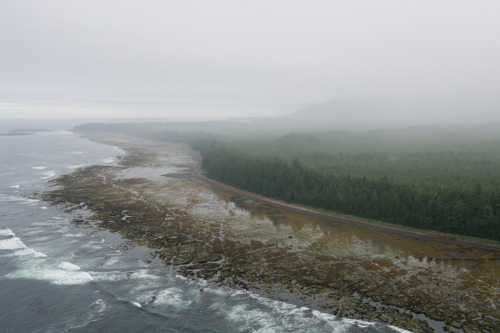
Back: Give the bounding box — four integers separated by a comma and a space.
75, 122, 500, 241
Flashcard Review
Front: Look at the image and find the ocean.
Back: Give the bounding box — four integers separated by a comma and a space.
0, 124, 407, 332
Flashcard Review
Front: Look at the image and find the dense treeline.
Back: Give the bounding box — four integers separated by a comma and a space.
229, 132, 500, 193
192, 139, 500, 241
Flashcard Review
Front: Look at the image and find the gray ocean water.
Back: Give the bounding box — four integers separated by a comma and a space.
0, 123, 408, 332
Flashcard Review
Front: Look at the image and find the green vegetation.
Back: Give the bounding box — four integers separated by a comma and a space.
75, 122, 500, 241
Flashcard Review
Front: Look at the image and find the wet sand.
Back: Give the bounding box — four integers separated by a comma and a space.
43, 132, 500, 332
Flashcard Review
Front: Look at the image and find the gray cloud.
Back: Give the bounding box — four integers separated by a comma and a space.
1, 0, 499, 123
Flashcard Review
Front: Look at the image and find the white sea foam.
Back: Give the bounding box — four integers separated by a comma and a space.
153, 287, 191, 309
0, 228, 15, 236
0, 248, 46, 258
223, 302, 359, 333
128, 270, 164, 300
41, 206, 47, 209
87, 270, 124, 282
388, 326, 413, 332
0, 237, 27, 250
13, 248, 47, 257
58, 261, 82, 271
91, 299, 107, 314
93, 298, 104, 306
51, 271, 93, 285
204, 287, 409, 333
101, 158, 114, 164
7, 261, 94, 285
130, 269, 161, 281
2, 234, 93, 285
131, 301, 142, 308
10, 185, 20, 188
41, 170, 56, 179
32, 166, 47, 170
175, 274, 190, 282
88, 268, 160, 300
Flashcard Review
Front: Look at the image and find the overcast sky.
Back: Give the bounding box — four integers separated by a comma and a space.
1, 0, 499, 122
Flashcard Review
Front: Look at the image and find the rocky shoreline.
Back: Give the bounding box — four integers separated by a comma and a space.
42, 132, 500, 332
199, 175, 500, 253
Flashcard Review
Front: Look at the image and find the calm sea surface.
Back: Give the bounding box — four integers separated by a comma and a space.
0, 124, 407, 332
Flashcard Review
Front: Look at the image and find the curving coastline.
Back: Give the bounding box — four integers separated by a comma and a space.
43, 131, 500, 332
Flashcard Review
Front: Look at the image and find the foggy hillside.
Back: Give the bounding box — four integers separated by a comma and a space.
282, 98, 397, 130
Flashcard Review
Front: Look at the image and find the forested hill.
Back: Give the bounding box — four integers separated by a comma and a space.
75, 122, 500, 241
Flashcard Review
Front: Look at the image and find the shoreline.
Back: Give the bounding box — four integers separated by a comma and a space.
198, 175, 500, 252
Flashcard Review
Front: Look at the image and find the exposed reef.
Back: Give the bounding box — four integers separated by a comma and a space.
43, 132, 500, 332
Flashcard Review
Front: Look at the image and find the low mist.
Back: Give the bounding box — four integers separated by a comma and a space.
0, 1, 499, 125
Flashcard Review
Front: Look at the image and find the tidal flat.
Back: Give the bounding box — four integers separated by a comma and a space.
42, 132, 500, 332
